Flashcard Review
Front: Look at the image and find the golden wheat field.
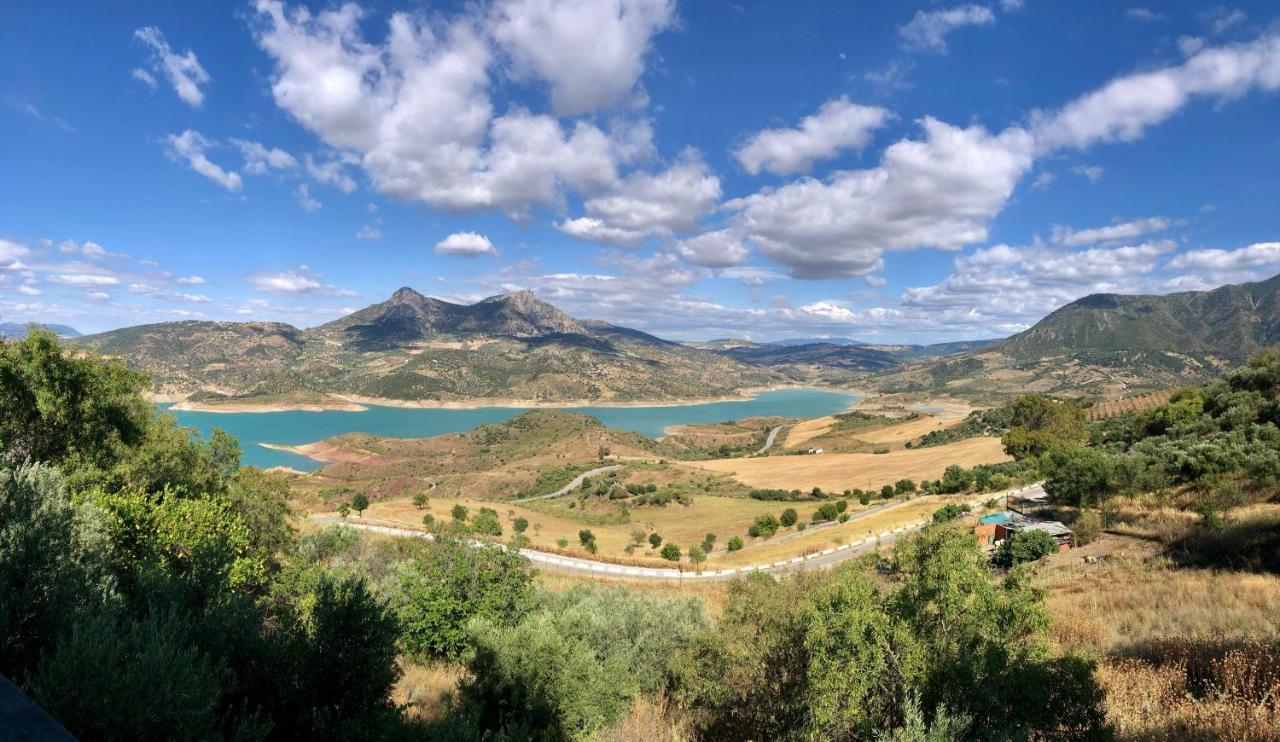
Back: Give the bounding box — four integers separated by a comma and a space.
686, 436, 1011, 491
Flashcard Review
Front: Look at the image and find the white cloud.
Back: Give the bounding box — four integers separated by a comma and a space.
1029, 32, 1280, 153
295, 183, 321, 212
728, 118, 1035, 277
304, 154, 358, 194
165, 130, 242, 192
1205, 7, 1247, 35
51, 273, 120, 286
251, 1, 656, 214
1052, 216, 1170, 246
16, 285, 41, 296
232, 139, 297, 174
1030, 171, 1056, 189
865, 275, 888, 287
675, 230, 750, 268
558, 152, 721, 246
733, 97, 891, 176
133, 26, 211, 107
1126, 7, 1166, 22
900, 241, 1175, 324
900, 5, 996, 53
1071, 164, 1104, 182
0, 239, 30, 270
246, 268, 356, 296
175, 275, 205, 285
1165, 242, 1280, 287
131, 67, 158, 90
128, 283, 212, 303
491, 0, 675, 116
435, 231, 498, 257
356, 224, 382, 240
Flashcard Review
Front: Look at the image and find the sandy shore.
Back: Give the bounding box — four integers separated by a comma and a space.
171, 399, 368, 413
165, 384, 864, 414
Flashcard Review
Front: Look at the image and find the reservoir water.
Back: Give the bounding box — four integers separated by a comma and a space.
164, 388, 860, 471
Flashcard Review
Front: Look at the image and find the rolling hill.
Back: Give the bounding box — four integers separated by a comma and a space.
869, 273, 1280, 400
75, 288, 790, 407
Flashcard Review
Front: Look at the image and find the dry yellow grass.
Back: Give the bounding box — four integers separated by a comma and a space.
686, 436, 1010, 492
854, 415, 964, 444
712, 495, 957, 567
348, 491, 800, 562
784, 416, 835, 447
395, 660, 465, 723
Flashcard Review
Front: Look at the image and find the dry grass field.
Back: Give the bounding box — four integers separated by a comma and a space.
854, 415, 965, 443
686, 436, 1010, 492
1038, 516, 1280, 740
784, 416, 836, 447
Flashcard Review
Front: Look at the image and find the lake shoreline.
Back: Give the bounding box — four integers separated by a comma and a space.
164, 384, 867, 414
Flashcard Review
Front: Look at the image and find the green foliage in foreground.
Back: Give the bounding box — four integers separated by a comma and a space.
394, 538, 534, 660
676, 526, 1106, 740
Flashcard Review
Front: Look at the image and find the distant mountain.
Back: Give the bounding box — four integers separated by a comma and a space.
0, 322, 81, 339
75, 288, 788, 407
771, 336, 872, 346
720, 342, 902, 372
869, 274, 1280, 400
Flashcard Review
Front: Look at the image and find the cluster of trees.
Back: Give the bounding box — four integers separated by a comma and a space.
0, 330, 410, 738
1040, 350, 1280, 514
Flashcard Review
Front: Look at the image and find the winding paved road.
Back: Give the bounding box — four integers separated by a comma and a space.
315, 483, 1044, 582
752, 425, 785, 456
512, 464, 623, 502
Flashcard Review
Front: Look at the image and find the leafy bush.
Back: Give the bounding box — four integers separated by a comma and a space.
727, 536, 744, 551
1073, 509, 1102, 546
748, 514, 780, 538
395, 539, 533, 660
811, 503, 840, 523
780, 508, 798, 527
461, 586, 708, 739
994, 530, 1059, 567
931, 502, 971, 525
660, 543, 681, 561
471, 507, 503, 537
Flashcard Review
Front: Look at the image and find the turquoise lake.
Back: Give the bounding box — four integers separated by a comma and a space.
164, 388, 860, 472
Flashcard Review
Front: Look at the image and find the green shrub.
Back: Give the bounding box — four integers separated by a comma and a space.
994, 530, 1058, 567
748, 514, 780, 538
1073, 510, 1102, 546
661, 543, 681, 561
780, 508, 798, 527
727, 536, 744, 551
395, 539, 533, 660
471, 507, 503, 537
649, 532, 663, 548
880, 485, 895, 499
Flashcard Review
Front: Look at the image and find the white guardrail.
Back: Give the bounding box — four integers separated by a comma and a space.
324, 482, 1045, 582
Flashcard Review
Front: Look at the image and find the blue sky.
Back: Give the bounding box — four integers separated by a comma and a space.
2, 0, 1278, 342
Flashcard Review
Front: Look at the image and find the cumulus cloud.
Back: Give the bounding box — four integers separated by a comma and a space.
1165, 242, 1280, 287
435, 232, 498, 257
165, 130, 242, 192
356, 224, 382, 240
232, 139, 297, 175
175, 275, 205, 285
728, 31, 1280, 280
733, 97, 891, 176
133, 26, 211, 107
728, 119, 1035, 277
250, 0, 657, 214
675, 230, 750, 268
51, 273, 120, 286
558, 152, 721, 246
1028, 32, 1280, 152
304, 154, 358, 194
1052, 216, 1170, 246
128, 283, 212, 303
900, 241, 1175, 325
490, 0, 675, 116
899, 4, 996, 53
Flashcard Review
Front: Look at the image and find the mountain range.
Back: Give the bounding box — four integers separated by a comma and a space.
74, 288, 789, 407
870, 273, 1280, 400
